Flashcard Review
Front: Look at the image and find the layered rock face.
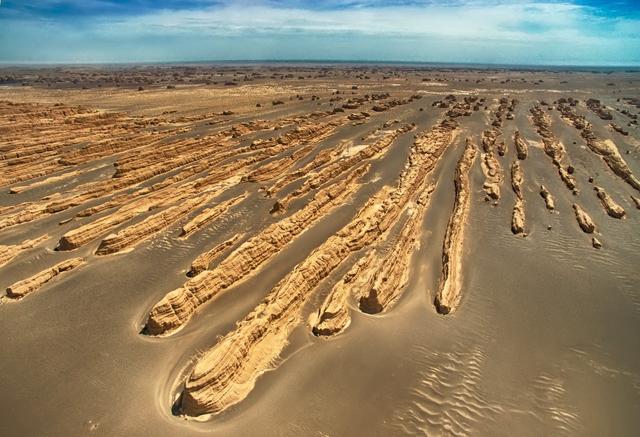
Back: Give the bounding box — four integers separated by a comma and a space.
539, 185, 556, 211
513, 130, 528, 160
557, 100, 640, 193
0, 234, 48, 268
177, 120, 459, 417
480, 130, 503, 201
188, 233, 244, 277
594, 186, 625, 219
270, 124, 415, 213
180, 193, 248, 238
434, 138, 477, 315
143, 163, 371, 336
510, 160, 526, 235
312, 185, 436, 337
530, 105, 577, 192
573, 203, 596, 233
5, 257, 84, 300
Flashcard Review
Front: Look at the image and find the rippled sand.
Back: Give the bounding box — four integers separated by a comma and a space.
0, 65, 639, 436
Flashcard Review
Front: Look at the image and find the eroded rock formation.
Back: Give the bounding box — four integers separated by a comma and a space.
557, 100, 640, 193
0, 234, 49, 268
434, 138, 476, 315
176, 119, 458, 417
188, 233, 244, 277
143, 164, 371, 336
180, 193, 248, 238
573, 203, 596, 233
594, 186, 625, 219
539, 185, 555, 211
510, 160, 526, 235
513, 130, 528, 160
4, 257, 84, 300
530, 105, 577, 192
271, 124, 414, 213
480, 130, 503, 201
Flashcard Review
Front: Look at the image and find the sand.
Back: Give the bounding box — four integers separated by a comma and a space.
0, 64, 639, 436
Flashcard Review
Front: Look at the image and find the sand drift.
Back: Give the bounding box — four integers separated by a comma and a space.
1, 66, 639, 432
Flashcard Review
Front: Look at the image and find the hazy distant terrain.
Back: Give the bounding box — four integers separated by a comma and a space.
1, 65, 639, 436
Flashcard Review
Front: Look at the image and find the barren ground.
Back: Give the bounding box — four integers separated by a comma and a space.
1, 64, 639, 436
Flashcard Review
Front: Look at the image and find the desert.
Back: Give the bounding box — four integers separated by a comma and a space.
1, 63, 639, 435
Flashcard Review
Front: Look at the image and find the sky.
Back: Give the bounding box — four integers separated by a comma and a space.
0, 1, 639, 65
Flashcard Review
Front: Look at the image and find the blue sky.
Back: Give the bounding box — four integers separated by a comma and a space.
0, 1, 638, 65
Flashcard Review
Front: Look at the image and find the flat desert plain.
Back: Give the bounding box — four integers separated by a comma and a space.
1, 65, 639, 436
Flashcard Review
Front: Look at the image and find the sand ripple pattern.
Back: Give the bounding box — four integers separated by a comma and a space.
393, 344, 503, 436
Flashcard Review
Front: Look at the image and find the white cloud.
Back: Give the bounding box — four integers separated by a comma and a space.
94, 2, 637, 45
1, 1, 638, 64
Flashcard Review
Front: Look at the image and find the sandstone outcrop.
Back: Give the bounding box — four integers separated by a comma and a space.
480, 129, 503, 201
180, 193, 248, 238
539, 185, 555, 211
530, 105, 577, 192
312, 185, 436, 337
176, 120, 458, 416
434, 138, 476, 315
513, 130, 528, 160
310, 250, 375, 337
187, 233, 244, 277
594, 186, 625, 219
96, 186, 233, 255
573, 203, 596, 233
143, 164, 371, 336
510, 160, 526, 235
5, 257, 84, 300
271, 124, 414, 213
0, 234, 49, 268
557, 100, 640, 192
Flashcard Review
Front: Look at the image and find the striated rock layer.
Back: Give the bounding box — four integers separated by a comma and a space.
594, 186, 625, 219
143, 163, 372, 336
187, 233, 244, 278
177, 119, 459, 417
573, 203, 596, 233
0, 234, 49, 268
513, 130, 528, 160
480, 130, 503, 201
312, 185, 436, 337
434, 138, 477, 315
530, 105, 577, 192
539, 185, 556, 211
180, 193, 248, 238
557, 100, 640, 193
5, 257, 84, 300
271, 124, 414, 213
510, 160, 526, 235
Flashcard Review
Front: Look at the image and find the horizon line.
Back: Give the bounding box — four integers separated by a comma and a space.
1, 59, 640, 71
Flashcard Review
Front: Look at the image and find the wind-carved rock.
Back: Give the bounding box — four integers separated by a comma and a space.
312, 184, 436, 337
271, 124, 414, 213
187, 233, 244, 277
434, 138, 477, 315
510, 160, 526, 235
143, 163, 371, 337
0, 234, 49, 268
174, 120, 458, 417
573, 203, 596, 233
180, 193, 248, 238
539, 185, 555, 211
480, 130, 503, 201
557, 100, 640, 193
513, 130, 528, 160
530, 105, 577, 192
594, 186, 625, 219
4, 258, 84, 300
